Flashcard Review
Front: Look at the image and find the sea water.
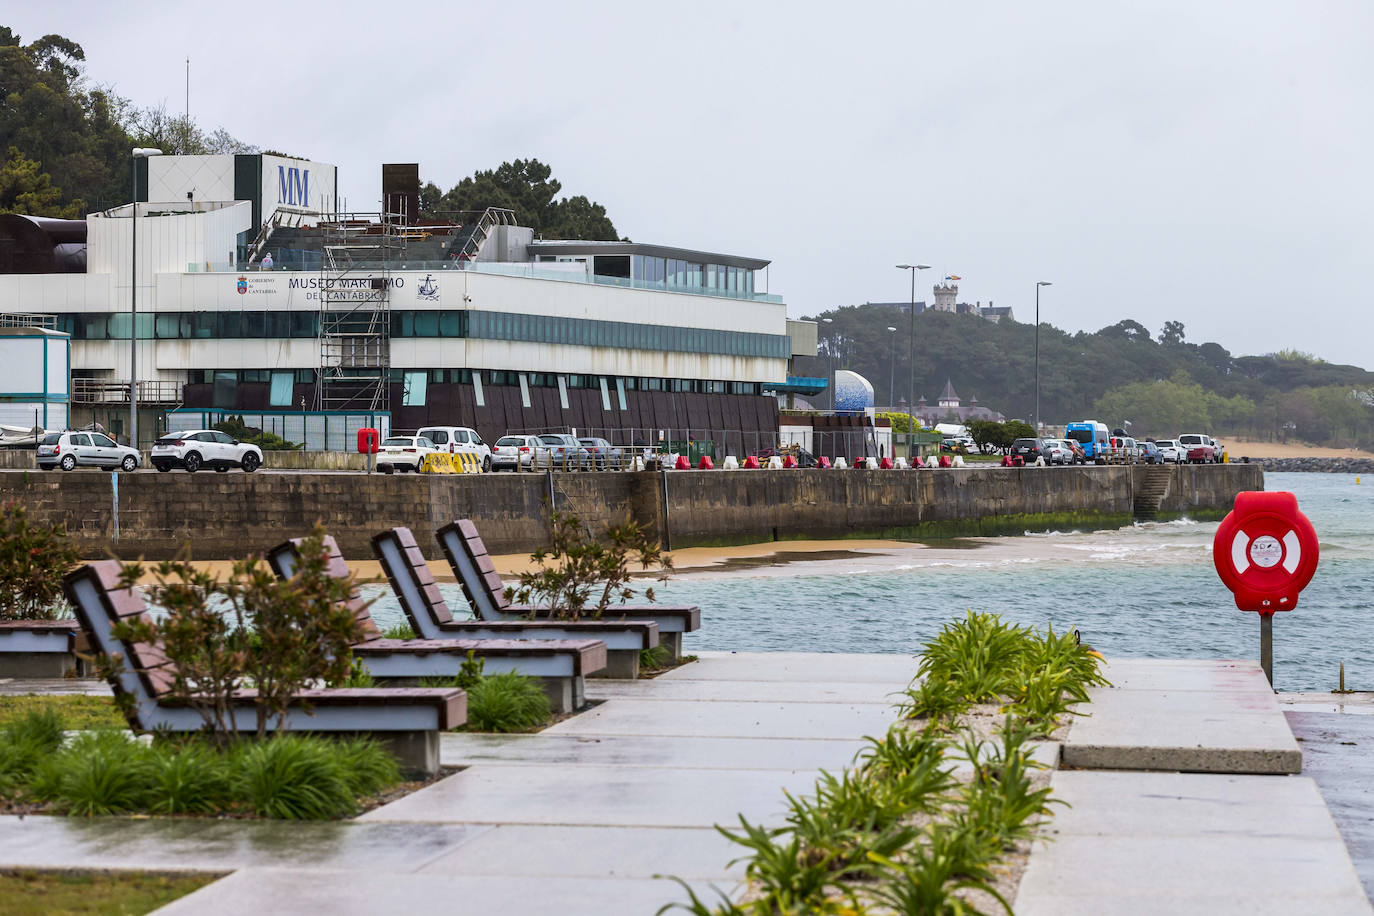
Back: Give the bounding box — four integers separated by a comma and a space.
365, 472, 1372, 692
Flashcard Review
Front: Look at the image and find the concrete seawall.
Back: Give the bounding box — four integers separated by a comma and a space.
0, 464, 1262, 560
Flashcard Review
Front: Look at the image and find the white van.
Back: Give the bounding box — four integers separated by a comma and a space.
416, 426, 492, 472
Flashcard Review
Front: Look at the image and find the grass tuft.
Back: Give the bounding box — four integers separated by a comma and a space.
465, 671, 552, 732
231, 736, 358, 820
333, 737, 402, 797
382, 622, 417, 640
148, 742, 232, 815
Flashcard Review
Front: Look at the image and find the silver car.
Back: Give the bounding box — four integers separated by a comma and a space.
536, 433, 592, 469
37, 430, 142, 472
492, 434, 539, 471
578, 437, 623, 470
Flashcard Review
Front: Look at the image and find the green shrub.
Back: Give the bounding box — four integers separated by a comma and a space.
232, 736, 357, 820
333, 737, 402, 797
47, 731, 157, 816
465, 671, 551, 732
332, 657, 375, 688
382, 622, 417, 640
148, 743, 232, 815
0, 502, 80, 621
0, 710, 65, 796
639, 645, 673, 672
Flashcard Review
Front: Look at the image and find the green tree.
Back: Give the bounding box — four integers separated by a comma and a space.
0, 146, 81, 216
0, 502, 80, 620
422, 159, 620, 239
1158, 320, 1186, 346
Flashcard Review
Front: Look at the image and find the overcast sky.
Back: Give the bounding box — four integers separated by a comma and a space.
15, 1, 1374, 368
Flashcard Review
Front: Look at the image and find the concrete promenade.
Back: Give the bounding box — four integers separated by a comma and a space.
2, 655, 1371, 913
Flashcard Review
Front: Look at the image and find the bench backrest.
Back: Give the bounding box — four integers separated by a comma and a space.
266, 535, 381, 637
62, 561, 174, 728
436, 519, 509, 620
372, 527, 452, 640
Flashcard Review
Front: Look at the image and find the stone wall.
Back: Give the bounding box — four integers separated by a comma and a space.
0, 464, 1261, 560
1256, 457, 1374, 474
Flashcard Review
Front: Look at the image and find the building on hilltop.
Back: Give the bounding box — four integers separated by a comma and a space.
928, 283, 1015, 323
905, 379, 1006, 427
0, 153, 818, 453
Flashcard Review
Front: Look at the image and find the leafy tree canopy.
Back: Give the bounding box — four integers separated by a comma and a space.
420, 158, 620, 240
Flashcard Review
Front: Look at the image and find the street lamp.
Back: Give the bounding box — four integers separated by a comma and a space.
130, 147, 162, 449
885, 326, 897, 407
821, 317, 835, 411
1034, 280, 1052, 432
896, 264, 930, 456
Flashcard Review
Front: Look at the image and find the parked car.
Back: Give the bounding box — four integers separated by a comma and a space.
578, 437, 623, 469
492, 434, 540, 471
416, 426, 492, 472
1060, 439, 1086, 464
151, 430, 262, 473
536, 433, 592, 468
1178, 434, 1217, 464
1110, 436, 1138, 461
376, 435, 438, 473
38, 430, 142, 472
1010, 437, 1050, 463
1154, 439, 1185, 463
1043, 439, 1073, 465
1138, 440, 1163, 464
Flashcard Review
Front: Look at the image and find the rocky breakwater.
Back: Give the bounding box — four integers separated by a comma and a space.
1257, 456, 1374, 473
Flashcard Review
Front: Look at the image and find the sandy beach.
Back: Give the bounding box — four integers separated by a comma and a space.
1222, 436, 1374, 460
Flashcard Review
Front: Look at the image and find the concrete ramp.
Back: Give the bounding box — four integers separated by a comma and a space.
1061, 658, 1302, 774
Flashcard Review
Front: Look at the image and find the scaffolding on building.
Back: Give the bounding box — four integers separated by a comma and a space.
313, 210, 403, 413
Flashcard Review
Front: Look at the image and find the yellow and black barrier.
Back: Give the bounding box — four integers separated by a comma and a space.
420, 452, 484, 474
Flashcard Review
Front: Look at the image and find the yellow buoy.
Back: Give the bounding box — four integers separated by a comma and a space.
1358, 477, 1362, 485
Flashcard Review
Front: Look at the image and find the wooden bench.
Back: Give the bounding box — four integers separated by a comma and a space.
62, 561, 465, 776
372, 527, 658, 679
0, 619, 86, 677
436, 519, 702, 663
267, 536, 606, 713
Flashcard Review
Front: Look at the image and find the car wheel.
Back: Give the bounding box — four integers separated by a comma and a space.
60, 454, 76, 471
241, 453, 260, 473
184, 452, 201, 473
482, 456, 491, 473
121, 455, 138, 473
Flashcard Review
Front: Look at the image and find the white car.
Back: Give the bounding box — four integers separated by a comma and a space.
151, 430, 263, 473
492, 434, 539, 471
377, 435, 438, 473
1154, 439, 1185, 463
417, 426, 492, 472
37, 430, 142, 472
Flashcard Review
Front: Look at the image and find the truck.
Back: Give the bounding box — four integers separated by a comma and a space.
1065, 420, 1112, 464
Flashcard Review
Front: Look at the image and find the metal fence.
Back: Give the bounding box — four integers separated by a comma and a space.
502, 425, 894, 468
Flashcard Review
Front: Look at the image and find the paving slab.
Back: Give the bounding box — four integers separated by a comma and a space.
1062, 659, 1301, 774
359, 763, 820, 828
416, 824, 745, 880
1015, 770, 1372, 916
660, 651, 917, 683
0, 816, 490, 873
588, 677, 903, 704
1286, 711, 1374, 902
442, 732, 871, 770
547, 697, 895, 740
156, 867, 700, 916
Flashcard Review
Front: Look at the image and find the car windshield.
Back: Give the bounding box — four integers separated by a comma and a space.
1066, 429, 1092, 443
539, 435, 564, 445
381, 437, 412, 446
40, 433, 61, 445
495, 437, 524, 446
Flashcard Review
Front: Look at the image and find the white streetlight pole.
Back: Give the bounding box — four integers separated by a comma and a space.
1034, 280, 1052, 432
130, 148, 162, 449
896, 264, 930, 457
821, 317, 835, 411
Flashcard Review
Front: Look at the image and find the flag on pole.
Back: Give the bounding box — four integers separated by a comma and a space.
945, 275, 961, 281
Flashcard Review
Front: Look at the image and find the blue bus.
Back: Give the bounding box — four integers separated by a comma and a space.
1065, 420, 1112, 463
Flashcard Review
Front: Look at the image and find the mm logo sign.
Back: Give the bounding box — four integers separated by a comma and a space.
278, 166, 309, 206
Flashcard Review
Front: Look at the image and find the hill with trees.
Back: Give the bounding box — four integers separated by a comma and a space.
794, 306, 1374, 447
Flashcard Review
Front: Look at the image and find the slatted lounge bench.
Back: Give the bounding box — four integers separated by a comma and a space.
61, 560, 465, 776
267, 536, 607, 713
436, 519, 702, 663
372, 527, 658, 679
0, 619, 86, 677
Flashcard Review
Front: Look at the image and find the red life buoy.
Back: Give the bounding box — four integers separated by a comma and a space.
1212, 491, 1319, 613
